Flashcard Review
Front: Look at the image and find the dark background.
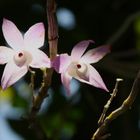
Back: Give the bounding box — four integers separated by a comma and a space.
0, 0, 140, 140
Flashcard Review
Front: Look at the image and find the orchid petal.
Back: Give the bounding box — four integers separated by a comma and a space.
2, 19, 23, 50
73, 64, 108, 92
0, 46, 14, 64
61, 72, 72, 96
88, 65, 108, 91
28, 48, 50, 68
24, 23, 45, 48
81, 45, 110, 64
1, 61, 28, 90
52, 54, 71, 73
71, 40, 94, 60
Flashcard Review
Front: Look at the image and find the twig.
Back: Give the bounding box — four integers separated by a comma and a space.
98, 78, 123, 126
91, 70, 140, 140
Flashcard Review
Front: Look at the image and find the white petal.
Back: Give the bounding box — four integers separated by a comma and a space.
88, 65, 109, 91
2, 19, 23, 50
81, 45, 110, 64
24, 23, 45, 48
0, 46, 14, 64
73, 64, 109, 92
1, 61, 28, 90
71, 40, 94, 60
28, 48, 50, 68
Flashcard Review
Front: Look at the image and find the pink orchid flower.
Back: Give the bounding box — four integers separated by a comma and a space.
0, 19, 50, 90
53, 40, 110, 95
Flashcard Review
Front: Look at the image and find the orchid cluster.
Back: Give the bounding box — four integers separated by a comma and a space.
0, 19, 110, 95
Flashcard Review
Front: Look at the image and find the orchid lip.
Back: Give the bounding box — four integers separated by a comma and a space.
76, 62, 88, 79
13, 50, 32, 67
18, 52, 23, 57
76, 64, 81, 69
67, 61, 88, 81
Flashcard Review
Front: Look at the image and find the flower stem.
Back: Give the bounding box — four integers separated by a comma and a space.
47, 0, 58, 59
30, 0, 58, 117
28, 0, 58, 139
29, 68, 36, 102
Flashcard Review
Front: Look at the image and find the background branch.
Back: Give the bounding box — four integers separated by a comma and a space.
91, 70, 140, 140
106, 11, 140, 45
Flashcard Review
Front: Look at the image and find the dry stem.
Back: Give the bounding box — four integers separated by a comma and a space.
91, 70, 140, 140
98, 78, 123, 126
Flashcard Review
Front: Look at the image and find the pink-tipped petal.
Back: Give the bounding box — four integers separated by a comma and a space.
81, 45, 110, 64
88, 65, 109, 91
52, 54, 71, 73
29, 48, 50, 68
2, 19, 23, 50
0, 46, 14, 64
1, 61, 28, 90
71, 40, 94, 60
74, 64, 108, 92
61, 72, 72, 96
24, 23, 45, 48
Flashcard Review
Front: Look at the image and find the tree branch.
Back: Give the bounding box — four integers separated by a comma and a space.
91, 70, 140, 140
